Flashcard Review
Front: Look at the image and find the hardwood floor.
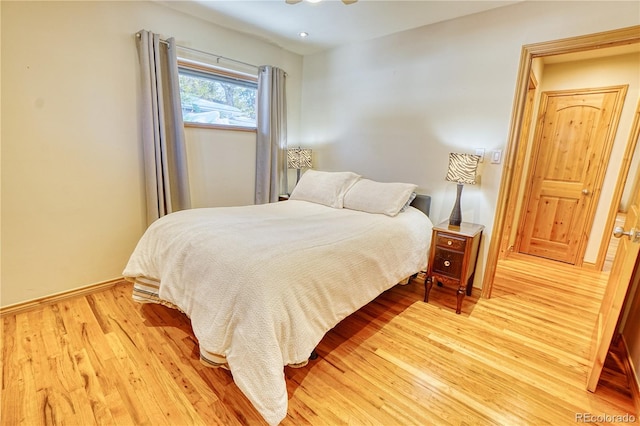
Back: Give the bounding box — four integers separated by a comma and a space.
2, 259, 638, 425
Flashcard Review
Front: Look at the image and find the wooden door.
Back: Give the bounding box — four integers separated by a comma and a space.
518, 86, 627, 264
587, 170, 640, 391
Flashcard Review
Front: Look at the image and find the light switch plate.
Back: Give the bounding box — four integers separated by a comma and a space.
475, 148, 485, 163
491, 149, 502, 164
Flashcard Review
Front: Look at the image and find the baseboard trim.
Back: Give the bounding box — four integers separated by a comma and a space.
0, 277, 126, 318
620, 335, 640, 418
580, 261, 598, 271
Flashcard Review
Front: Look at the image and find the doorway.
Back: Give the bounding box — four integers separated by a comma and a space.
484, 26, 640, 300
482, 25, 640, 393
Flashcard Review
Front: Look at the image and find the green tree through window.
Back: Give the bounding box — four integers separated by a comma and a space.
178, 62, 257, 128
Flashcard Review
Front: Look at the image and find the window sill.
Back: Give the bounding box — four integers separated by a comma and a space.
184, 122, 257, 133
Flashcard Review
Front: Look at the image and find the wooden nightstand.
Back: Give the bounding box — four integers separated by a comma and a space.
425, 221, 484, 314
278, 194, 289, 201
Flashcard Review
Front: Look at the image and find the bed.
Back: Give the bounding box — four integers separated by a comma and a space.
123, 170, 433, 425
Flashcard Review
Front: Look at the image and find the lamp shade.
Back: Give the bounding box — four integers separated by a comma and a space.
445, 153, 480, 184
445, 153, 480, 227
287, 148, 312, 170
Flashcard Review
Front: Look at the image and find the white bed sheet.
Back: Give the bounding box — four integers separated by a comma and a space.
123, 200, 432, 425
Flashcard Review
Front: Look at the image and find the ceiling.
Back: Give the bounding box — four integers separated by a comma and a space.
159, 0, 523, 55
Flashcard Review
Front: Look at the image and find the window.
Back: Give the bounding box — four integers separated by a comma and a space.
178, 61, 258, 130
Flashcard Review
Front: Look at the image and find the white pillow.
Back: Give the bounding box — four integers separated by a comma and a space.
343, 179, 417, 216
289, 170, 361, 208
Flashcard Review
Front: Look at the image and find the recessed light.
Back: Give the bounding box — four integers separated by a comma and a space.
298, 32, 309, 38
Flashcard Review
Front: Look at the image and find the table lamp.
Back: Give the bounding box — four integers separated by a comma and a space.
287, 147, 313, 184
446, 152, 480, 227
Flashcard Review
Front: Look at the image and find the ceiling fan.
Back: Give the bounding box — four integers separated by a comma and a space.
286, 0, 357, 4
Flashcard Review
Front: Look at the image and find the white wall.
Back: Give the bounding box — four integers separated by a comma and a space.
300, 1, 640, 289
1, 1, 302, 307
186, 127, 257, 207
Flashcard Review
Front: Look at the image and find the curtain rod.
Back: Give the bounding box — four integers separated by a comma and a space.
175, 44, 260, 71
136, 32, 259, 70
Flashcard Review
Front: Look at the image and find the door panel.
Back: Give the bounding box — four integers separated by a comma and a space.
587, 191, 640, 391
519, 86, 627, 264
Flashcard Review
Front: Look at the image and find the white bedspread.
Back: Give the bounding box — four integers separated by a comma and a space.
123, 200, 432, 425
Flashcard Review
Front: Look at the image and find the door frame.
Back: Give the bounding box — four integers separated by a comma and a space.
482, 25, 640, 299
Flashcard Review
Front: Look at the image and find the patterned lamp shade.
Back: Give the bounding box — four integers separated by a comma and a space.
445, 153, 481, 227
445, 153, 480, 184
287, 148, 313, 170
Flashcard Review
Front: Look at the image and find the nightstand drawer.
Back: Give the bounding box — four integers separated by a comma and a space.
435, 233, 466, 251
432, 248, 463, 277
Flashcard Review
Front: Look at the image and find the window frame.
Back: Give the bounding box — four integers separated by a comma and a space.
178, 59, 258, 132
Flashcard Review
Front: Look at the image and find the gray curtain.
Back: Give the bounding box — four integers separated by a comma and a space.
136, 30, 191, 225
255, 65, 287, 204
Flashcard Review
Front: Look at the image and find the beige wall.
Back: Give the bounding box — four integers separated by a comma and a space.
300, 1, 640, 289
1, 1, 302, 307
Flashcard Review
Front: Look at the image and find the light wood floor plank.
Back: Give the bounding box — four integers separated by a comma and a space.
1, 256, 638, 425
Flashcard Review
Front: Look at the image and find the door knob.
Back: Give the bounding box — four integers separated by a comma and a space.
582, 189, 590, 195
613, 226, 640, 242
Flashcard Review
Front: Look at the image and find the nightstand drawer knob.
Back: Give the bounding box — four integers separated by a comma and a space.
444, 260, 451, 267
447, 240, 452, 246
